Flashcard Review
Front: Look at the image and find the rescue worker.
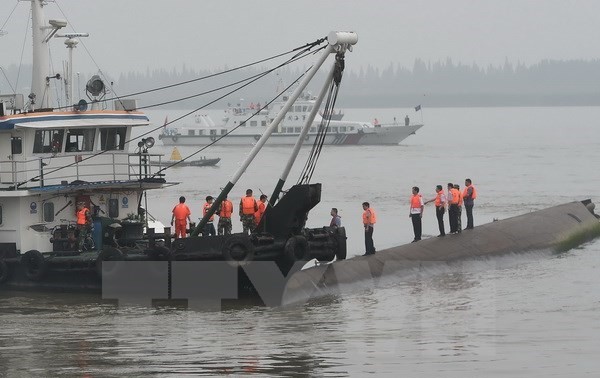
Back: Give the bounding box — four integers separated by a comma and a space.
454, 184, 463, 233
463, 178, 477, 229
239, 189, 258, 235
171, 196, 192, 239
425, 185, 446, 237
217, 195, 234, 235
76, 202, 92, 252
330, 208, 341, 227
447, 183, 460, 234
362, 202, 376, 255
409, 186, 424, 242
254, 194, 268, 231
202, 196, 216, 236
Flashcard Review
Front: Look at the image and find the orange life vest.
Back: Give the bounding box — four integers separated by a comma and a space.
449, 188, 460, 205
241, 196, 257, 215
254, 201, 267, 224
463, 184, 477, 200
457, 190, 464, 206
77, 208, 89, 225
203, 202, 215, 222
172, 203, 190, 220
219, 200, 233, 218
362, 208, 377, 225
434, 190, 445, 207
410, 194, 422, 210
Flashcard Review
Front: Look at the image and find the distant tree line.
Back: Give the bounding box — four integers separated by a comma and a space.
2, 58, 600, 108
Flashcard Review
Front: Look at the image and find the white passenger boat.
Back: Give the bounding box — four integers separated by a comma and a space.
159, 92, 423, 146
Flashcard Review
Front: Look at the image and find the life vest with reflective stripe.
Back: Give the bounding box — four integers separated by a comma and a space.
362, 208, 377, 225
219, 200, 233, 218
434, 190, 445, 207
241, 196, 257, 215
410, 194, 422, 210
203, 202, 214, 222
463, 184, 477, 200
77, 208, 89, 225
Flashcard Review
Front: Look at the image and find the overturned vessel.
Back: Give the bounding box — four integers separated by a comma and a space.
281, 200, 600, 305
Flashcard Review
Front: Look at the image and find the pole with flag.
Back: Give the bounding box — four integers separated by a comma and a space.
415, 104, 424, 124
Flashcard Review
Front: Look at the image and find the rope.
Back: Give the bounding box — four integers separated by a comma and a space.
13, 43, 325, 189
297, 52, 345, 185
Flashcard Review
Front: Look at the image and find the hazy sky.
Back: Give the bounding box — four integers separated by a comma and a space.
1, 0, 600, 78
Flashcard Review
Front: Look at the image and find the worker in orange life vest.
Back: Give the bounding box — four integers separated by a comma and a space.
76, 202, 92, 251
425, 185, 446, 237
218, 195, 234, 235
254, 194, 268, 231
454, 184, 463, 233
463, 178, 477, 229
409, 186, 424, 242
447, 183, 460, 234
239, 189, 258, 235
362, 202, 376, 255
171, 196, 191, 239
202, 195, 216, 236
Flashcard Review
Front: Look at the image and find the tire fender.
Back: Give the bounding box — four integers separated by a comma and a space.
21, 250, 46, 281
222, 235, 255, 266
95, 247, 124, 278
284, 235, 310, 263
0, 260, 11, 284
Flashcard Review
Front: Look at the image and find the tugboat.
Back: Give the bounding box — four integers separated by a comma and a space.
0, 0, 355, 301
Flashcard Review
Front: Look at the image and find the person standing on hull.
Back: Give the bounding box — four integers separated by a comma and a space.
330, 208, 341, 227
202, 196, 217, 236
76, 202, 92, 252
171, 196, 192, 239
447, 183, 460, 234
425, 185, 446, 237
362, 202, 376, 255
454, 184, 463, 233
409, 187, 424, 242
240, 189, 259, 235
463, 178, 477, 229
217, 195, 234, 235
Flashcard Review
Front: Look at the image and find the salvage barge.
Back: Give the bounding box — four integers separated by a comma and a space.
282, 200, 600, 305
0, 1, 356, 298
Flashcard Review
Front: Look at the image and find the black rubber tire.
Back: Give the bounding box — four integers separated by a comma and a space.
172, 135, 178, 142
0, 260, 11, 284
21, 250, 46, 281
95, 247, 124, 278
335, 227, 347, 260
222, 235, 254, 266
284, 235, 310, 263
149, 246, 170, 261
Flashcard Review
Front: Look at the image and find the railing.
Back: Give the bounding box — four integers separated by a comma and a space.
0, 152, 165, 189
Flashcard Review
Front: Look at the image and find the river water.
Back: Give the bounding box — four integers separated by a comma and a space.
1, 106, 600, 377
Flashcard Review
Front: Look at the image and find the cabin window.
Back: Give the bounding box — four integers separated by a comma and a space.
33, 129, 64, 153
11, 137, 22, 155
250, 121, 257, 127
349, 127, 354, 131
210, 129, 217, 135
340, 127, 347, 132
294, 127, 301, 133
199, 130, 204, 135
302, 106, 308, 112
332, 127, 339, 133
188, 130, 195, 136
295, 105, 301, 112
240, 121, 246, 127
65, 128, 95, 152
307, 106, 313, 112
108, 198, 119, 218
43, 202, 55, 222
220, 129, 227, 135
99, 127, 126, 150
261, 121, 267, 127
310, 127, 316, 133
